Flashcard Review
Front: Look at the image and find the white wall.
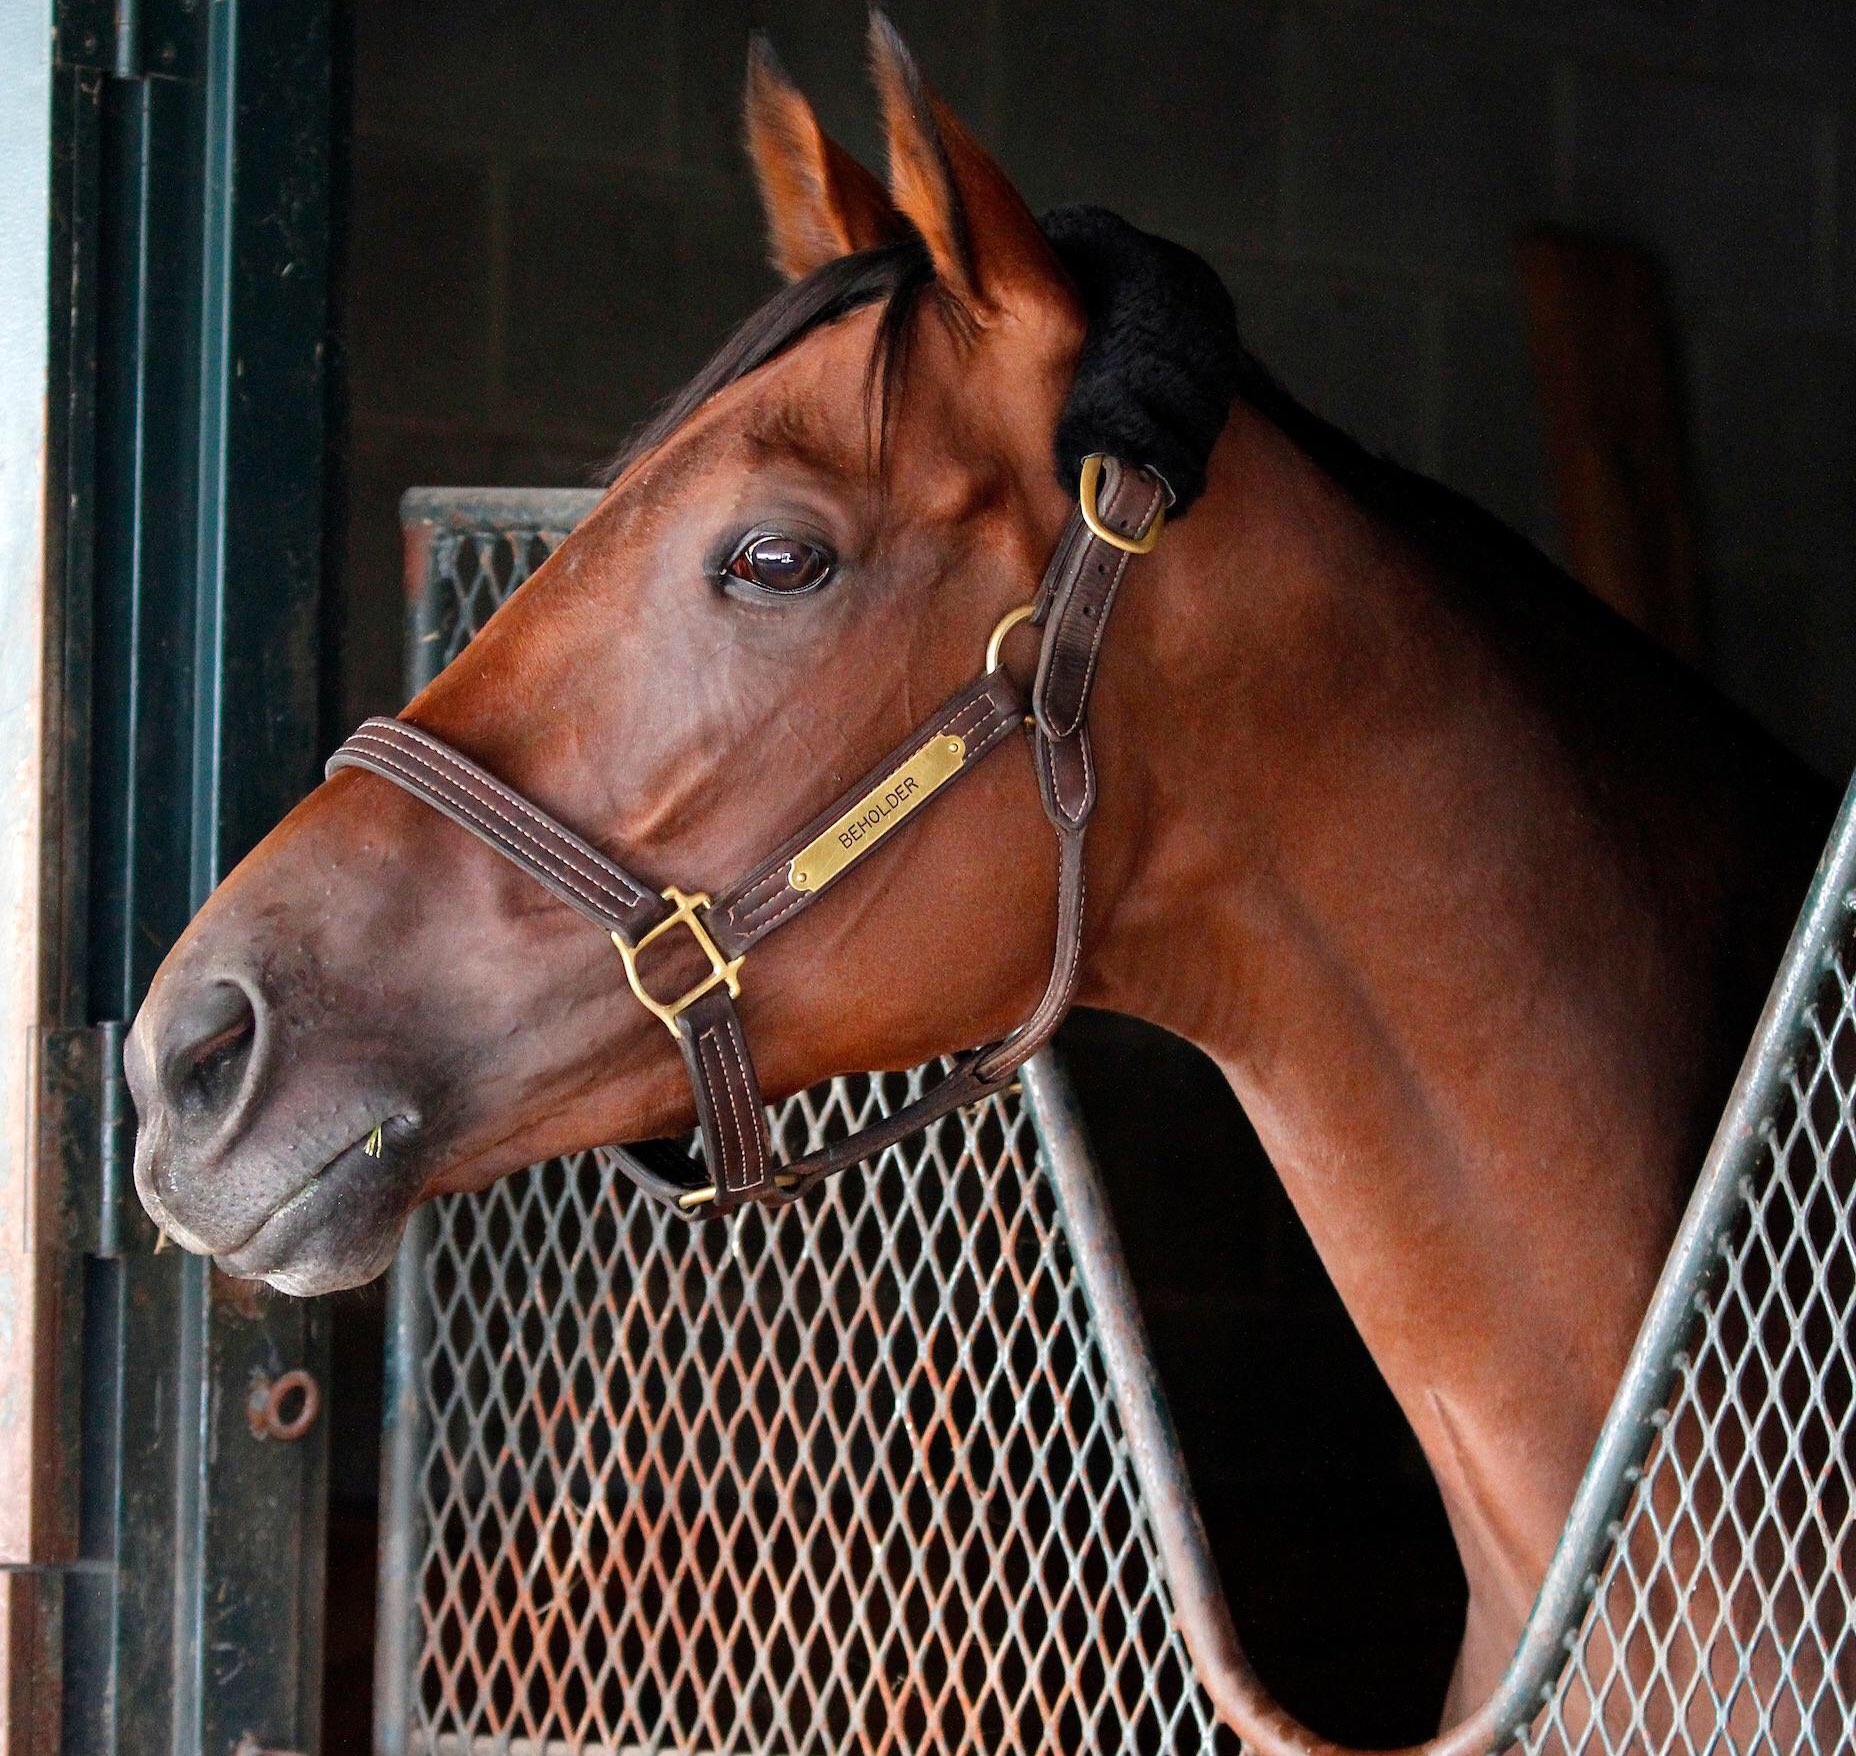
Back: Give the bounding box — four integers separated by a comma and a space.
0, 0, 54, 1567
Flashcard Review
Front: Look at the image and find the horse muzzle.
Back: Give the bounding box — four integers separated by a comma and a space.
126, 951, 429, 1293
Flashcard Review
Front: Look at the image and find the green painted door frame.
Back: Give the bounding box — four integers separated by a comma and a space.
4, 3, 334, 1753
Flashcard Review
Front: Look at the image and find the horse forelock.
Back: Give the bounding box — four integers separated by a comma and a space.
599, 238, 937, 490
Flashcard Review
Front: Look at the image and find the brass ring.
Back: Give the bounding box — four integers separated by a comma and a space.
1079, 454, 1164, 555
248, 1368, 321, 1443
985, 604, 1037, 673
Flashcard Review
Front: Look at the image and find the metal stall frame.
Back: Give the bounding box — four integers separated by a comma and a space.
11, 6, 336, 1754
379, 488, 1855, 1755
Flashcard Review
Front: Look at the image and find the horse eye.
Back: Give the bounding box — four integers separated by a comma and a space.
725, 534, 833, 595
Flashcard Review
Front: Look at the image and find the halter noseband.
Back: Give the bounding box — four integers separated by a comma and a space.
327, 455, 1168, 1218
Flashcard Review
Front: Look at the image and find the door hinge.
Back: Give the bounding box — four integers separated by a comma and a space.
36, 1021, 150, 1258
54, 0, 201, 81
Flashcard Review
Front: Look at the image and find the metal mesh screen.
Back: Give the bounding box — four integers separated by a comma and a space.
400, 496, 586, 680
393, 1075, 1225, 1755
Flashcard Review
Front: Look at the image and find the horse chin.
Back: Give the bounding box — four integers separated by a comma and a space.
211, 1128, 427, 1294
131, 1098, 430, 1295
236, 1225, 408, 1297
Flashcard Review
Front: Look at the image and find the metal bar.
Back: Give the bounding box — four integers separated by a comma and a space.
0, 0, 60, 1556
1020, 1053, 1266, 1733
374, 513, 450, 1756
375, 494, 590, 1754
374, 1206, 435, 1756
397, 487, 602, 536
417, 1740, 745, 1756
69, 61, 206, 1756
1472, 765, 1856, 1750
183, 8, 334, 1746
1, 10, 75, 1755
1035, 1047, 1519, 1755
53, 5, 334, 1754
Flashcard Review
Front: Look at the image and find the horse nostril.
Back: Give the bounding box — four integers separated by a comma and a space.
161, 980, 260, 1122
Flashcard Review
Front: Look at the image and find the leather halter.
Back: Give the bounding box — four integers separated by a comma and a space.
328, 455, 1168, 1217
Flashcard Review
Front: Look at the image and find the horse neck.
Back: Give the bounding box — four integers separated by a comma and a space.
1078, 404, 1735, 1628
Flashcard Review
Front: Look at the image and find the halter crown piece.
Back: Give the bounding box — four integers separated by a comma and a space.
327, 211, 1239, 1218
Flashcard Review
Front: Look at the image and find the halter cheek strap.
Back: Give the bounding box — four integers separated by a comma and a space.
327, 455, 1168, 1218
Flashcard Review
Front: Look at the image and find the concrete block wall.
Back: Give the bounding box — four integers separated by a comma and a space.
332, 3, 1856, 1739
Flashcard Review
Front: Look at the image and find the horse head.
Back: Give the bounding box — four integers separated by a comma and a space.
127, 20, 1190, 1294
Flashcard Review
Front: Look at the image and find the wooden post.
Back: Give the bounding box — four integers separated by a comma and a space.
1516, 230, 1704, 666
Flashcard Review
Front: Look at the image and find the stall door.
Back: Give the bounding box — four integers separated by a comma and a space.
6, 5, 335, 1753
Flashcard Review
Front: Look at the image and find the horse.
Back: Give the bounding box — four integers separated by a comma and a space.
125, 16, 1835, 1748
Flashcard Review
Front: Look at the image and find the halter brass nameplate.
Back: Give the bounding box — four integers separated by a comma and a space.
788, 734, 967, 893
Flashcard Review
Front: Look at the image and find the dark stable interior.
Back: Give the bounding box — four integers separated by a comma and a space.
319, 2, 1856, 1748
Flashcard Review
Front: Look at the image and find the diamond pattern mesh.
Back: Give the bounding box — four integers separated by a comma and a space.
413, 521, 572, 669
398, 1074, 1226, 1755
386, 490, 1856, 1755
1516, 938, 1856, 1754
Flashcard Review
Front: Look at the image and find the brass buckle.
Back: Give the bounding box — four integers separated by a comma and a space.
611, 886, 744, 1038
1079, 453, 1165, 555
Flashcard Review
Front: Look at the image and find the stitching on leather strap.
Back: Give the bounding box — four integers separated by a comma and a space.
697, 1017, 764, 1196
1037, 471, 1163, 740
1062, 476, 1161, 723
344, 732, 645, 922
1055, 547, 1133, 736
349, 726, 649, 913
717, 1019, 766, 1192
1057, 855, 1086, 1012
383, 720, 649, 903
729, 879, 811, 940
695, 1026, 741, 1194
340, 742, 641, 930
1038, 731, 1091, 831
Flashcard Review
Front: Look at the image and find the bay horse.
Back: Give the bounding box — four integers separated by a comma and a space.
126, 16, 1833, 1747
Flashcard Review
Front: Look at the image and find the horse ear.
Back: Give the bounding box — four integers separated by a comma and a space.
868, 12, 1075, 323
744, 34, 905, 282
